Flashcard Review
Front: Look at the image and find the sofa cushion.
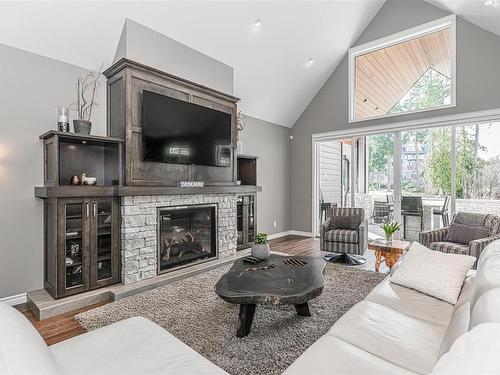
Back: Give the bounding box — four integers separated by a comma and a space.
431, 323, 500, 374
476, 239, 500, 270
455, 271, 475, 308
0, 304, 63, 375
324, 229, 358, 244
284, 335, 416, 375
328, 301, 447, 374
50, 316, 227, 375
438, 302, 470, 357
469, 288, 500, 329
365, 277, 454, 326
428, 241, 469, 255
444, 222, 489, 245
390, 242, 475, 304
470, 246, 500, 309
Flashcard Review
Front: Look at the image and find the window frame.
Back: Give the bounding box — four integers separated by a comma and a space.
348, 15, 457, 123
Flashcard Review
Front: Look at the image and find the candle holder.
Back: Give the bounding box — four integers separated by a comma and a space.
57, 107, 70, 132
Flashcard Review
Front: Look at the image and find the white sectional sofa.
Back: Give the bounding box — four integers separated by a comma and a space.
285, 240, 500, 374
0, 304, 226, 375
2, 241, 500, 375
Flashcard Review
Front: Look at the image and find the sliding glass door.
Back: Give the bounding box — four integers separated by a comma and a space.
313, 121, 500, 239
455, 123, 500, 215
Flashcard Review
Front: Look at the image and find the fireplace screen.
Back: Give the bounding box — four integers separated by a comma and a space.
158, 204, 217, 273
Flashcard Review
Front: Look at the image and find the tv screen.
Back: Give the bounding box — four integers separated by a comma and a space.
142, 90, 232, 167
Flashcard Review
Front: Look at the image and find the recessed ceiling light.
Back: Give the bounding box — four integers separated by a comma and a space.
485, 0, 495, 5
306, 58, 315, 66
252, 19, 262, 30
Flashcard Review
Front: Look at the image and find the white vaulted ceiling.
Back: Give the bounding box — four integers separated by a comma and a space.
427, 0, 500, 37
0, 1, 498, 127
0, 0, 384, 127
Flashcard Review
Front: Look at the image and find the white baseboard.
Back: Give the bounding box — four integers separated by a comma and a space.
268, 230, 315, 240
289, 230, 315, 237
0, 293, 27, 306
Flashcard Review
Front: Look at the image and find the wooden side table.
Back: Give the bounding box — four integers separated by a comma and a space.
368, 239, 411, 272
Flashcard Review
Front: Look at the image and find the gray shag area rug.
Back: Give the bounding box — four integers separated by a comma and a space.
76, 263, 385, 375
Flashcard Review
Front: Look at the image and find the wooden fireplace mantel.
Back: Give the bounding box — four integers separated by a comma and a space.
34, 185, 262, 198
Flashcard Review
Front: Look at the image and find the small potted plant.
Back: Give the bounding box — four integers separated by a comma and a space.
380, 221, 402, 244
70, 67, 102, 134
251, 232, 270, 259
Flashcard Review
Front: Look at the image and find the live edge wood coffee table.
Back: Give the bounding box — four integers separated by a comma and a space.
215, 255, 326, 338
368, 239, 411, 272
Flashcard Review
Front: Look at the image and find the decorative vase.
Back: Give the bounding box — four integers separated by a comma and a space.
385, 234, 393, 245
251, 243, 270, 260
73, 119, 92, 134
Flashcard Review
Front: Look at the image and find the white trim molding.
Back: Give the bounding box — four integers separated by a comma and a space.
348, 14, 457, 123
0, 293, 27, 306
312, 107, 500, 141
268, 230, 314, 240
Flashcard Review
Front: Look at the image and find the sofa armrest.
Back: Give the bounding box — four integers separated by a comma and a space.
320, 217, 331, 250
419, 227, 449, 247
358, 219, 368, 253
469, 235, 500, 259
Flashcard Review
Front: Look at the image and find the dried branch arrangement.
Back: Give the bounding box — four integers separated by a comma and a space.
70, 66, 103, 121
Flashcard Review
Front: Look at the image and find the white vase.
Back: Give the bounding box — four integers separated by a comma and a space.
251, 243, 270, 260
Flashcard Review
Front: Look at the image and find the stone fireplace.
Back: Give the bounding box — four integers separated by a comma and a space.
121, 194, 237, 284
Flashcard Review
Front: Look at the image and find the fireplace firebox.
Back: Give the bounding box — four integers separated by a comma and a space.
157, 204, 217, 273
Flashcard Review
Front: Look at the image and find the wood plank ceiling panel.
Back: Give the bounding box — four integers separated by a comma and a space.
355, 28, 451, 120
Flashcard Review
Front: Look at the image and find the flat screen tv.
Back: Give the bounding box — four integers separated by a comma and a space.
142, 90, 232, 167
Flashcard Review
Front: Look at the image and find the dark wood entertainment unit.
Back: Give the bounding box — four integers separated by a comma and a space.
35, 59, 261, 299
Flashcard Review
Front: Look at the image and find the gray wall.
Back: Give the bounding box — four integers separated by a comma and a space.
0, 43, 106, 299
114, 19, 234, 94
240, 116, 291, 235
0, 44, 289, 299
290, 0, 500, 232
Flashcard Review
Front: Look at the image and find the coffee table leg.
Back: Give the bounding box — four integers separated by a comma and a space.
237, 304, 256, 338
295, 302, 311, 316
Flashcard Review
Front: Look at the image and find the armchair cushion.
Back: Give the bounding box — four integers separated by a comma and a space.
329, 215, 362, 230
428, 242, 469, 255
444, 222, 489, 245
325, 229, 358, 244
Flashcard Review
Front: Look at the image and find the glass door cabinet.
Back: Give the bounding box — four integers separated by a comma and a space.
44, 197, 120, 298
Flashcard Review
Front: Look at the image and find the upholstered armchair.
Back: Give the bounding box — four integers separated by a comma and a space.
320, 207, 368, 265
419, 212, 500, 259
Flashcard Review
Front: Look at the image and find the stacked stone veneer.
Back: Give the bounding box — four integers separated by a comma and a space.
121, 194, 238, 284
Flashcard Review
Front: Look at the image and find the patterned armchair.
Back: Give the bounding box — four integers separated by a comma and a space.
419, 212, 500, 259
320, 207, 368, 265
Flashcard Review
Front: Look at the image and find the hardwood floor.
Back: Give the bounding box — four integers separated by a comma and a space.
16, 235, 384, 345
17, 301, 109, 345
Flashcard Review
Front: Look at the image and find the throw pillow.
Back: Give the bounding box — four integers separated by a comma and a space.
390, 242, 476, 305
444, 222, 489, 245
329, 215, 361, 230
